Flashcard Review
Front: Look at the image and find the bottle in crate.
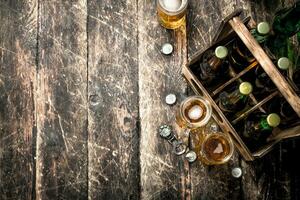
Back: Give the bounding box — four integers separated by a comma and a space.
196, 46, 229, 87
219, 82, 253, 114
242, 112, 281, 150
266, 97, 298, 127
229, 22, 271, 72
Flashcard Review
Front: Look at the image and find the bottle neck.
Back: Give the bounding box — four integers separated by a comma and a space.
208, 55, 222, 71
259, 118, 272, 131
250, 28, 269, 43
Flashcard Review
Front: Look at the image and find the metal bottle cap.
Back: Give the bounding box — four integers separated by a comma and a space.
277, 57, 291, 70
232, 167, 242, 178
209, 122, 219, 132
257, 22, 270, 35
185, 151, 197, 162
239, 82, 253, 95
267, 113, 281, 127
159, 125, 172, 138
165, 93, 177, 105
161, 43, 173, 55
215, 46, 228, 59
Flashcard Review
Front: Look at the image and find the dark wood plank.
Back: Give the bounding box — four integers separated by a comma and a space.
187, 0, 243, 199
36, 1, 88, 199
87, 0, 140, 199
138, 1, 189, 199
0, 1, 37, 199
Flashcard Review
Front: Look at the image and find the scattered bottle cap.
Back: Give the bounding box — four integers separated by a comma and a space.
277, 57, 291, 70
257, 22, 270, 35
161, 43, 174, 55
159, 125, 172, 138
239, 82, 253, 95
209, 122, 219, 133
215, 46, 228, 59
267, 113, 281, 127
185, 151, 197, 162
165, 93, 177, 105
231, 167, 242, 178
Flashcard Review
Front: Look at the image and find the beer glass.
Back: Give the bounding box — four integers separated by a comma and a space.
157, 0, 188, 29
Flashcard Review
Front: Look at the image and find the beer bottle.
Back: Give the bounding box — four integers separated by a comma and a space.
242, 113, 281, 149
266, 97, 298, 127
230, 22, 271, 71
197, 46, 229, 86
219, 82, 253, 113
267, 2, 300, 58
250, 21, 271, 44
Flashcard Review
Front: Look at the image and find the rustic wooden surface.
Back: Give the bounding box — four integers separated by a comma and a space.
0, 0, 299, 200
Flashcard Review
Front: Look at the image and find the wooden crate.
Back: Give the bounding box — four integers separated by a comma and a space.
183, 10, 300, 161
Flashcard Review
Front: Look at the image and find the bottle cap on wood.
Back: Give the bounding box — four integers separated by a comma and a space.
232, 167, 242, 178
267, 113, 281, 127
185, 151, 197, 162
257, 22, 270, 35
161, 43, 174, 55
277, 57, 291, 70
239, 82, 253, 95
215, 46, 228, 59
159, 125, 172, 138
165, 93, 177, 105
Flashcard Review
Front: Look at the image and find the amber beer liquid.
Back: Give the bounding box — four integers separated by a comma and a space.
199, 133, 234, 165
176, 96, 212, 129
157, 0, 188, 29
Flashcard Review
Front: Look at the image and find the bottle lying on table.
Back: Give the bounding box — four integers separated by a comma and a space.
196, 46, 229, 87
242, 112, 281, 151
219, 82, 253, 114
266, 2, 300, 59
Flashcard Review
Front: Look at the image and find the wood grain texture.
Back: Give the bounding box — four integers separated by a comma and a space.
187, 1, 243, 199
138, 0, 189, 199
87, 0, 140, 199
0, 1, 37, 199
36, 1, 88, 199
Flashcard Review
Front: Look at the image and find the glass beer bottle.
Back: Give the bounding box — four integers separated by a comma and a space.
196, 46, 229, 87
242, 112, 281, 150
219, 82, 253, 114
267, 2, 300, 58
157, 0, 188, 29
230, 22, 271, 71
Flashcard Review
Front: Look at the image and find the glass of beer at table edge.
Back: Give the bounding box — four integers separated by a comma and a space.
176, 96, 234, 165
199, 131, 234, 165
157, 0, 188, 29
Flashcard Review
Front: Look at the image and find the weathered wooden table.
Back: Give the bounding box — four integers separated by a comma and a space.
1, 0, 300, 199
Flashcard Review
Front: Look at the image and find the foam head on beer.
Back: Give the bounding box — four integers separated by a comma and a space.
187, 105, 203, 121
161, 0, 182, 11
